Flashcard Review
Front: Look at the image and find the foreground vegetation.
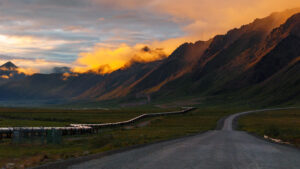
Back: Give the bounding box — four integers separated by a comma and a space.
238, 108, 300, 147
0, 106, 179, 127
0, 107, 237, 168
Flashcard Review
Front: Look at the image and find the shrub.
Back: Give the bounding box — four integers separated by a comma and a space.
265, 125, 280, 138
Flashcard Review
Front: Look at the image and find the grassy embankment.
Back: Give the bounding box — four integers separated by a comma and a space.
238, 108, 300, 147
0, 106, 240, 168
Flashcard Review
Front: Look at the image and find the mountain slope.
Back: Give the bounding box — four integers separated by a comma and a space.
0, 9, 299, 106
0, 73, 104, 100
146, 10, 300, 99
89, 9, 300, 101
0, 61, 25, 84
133, 10, 300, 105
0, 61, 17, 70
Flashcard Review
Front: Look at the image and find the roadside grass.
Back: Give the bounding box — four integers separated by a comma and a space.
0, 107, 237, 168
0, 118, 70, 127
0, 107, 179, 127
238, 108, 300, 147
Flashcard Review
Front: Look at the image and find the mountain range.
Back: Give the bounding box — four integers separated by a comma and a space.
0, 61, 26, 84
0, 9, 300, 107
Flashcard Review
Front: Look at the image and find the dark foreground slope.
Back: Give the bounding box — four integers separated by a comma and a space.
0, 9, 299, 106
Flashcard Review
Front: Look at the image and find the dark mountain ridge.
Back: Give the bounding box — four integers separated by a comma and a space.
0, 61, 17, 70
0, 9, 300, 106
0, 61, 25, 83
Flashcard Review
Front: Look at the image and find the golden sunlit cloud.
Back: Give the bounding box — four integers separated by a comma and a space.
16, 67, 39, 75
73, 34, 200, 74
74, 43, 167, 74
0, 75, 10, 79
62, 72, 79, 81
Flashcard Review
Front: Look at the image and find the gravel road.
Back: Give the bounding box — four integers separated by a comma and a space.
35, 108, 300, 169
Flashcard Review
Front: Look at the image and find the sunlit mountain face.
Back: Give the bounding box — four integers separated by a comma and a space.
0, 1, 299, 106
0, 8, 299, 107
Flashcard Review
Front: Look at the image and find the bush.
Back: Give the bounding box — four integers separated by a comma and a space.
265, 125, 280, 138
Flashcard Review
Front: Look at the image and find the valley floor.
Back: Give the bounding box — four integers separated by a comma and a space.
0, 106, 299, 169
238, 108, 300, 147
0, 107, 231, 168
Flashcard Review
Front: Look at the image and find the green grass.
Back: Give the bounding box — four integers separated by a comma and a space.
238, 108, 300, 147
0, 107, 179, 127
0, 107, 236, 168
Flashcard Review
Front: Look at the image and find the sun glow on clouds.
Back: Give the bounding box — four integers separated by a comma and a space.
0, 75, 9, 79
0, 35, 32, 45
74, 43, 167, 74
0, 0, 300, 74
0, 35, 55, 50
0, 59, 71, 74
62, 72, 78, 80
16, 67, 38, 75
0, 61, 37, 76
0, 33, 79, 73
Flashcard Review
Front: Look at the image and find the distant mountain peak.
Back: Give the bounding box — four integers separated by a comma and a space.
52, 66, 71, 74
0, 61, 17, 70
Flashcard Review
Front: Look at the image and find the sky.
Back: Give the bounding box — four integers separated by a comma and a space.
0, 0, 299, 73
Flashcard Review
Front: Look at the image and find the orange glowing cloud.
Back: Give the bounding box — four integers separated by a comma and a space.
74, 43, 167, 74
62, 72, 79, 81
0, 75, 10, 79
16, 67, 39, 75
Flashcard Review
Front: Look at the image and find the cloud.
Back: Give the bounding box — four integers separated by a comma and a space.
0, 0, 181, 66
73, 43, 167, 74
0, 75, 9, 79
16, 67, 38, 75
108, 0, 300, 40
62, 72, 78, 81
0, 58, 71, 74
0, 0, 299, 73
